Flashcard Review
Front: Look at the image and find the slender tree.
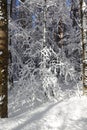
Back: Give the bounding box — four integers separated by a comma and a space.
81, 0, 87, 95
8, 0, 25, 89
0, 0, 8, 117
43, 0, 47, 45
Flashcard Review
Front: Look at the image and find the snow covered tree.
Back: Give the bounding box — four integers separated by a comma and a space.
8, 0, 82, 113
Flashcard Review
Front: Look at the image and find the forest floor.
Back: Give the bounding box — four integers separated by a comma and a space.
0, 95, 87, 130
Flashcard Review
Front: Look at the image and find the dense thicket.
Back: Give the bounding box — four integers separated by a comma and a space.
8, 0, 82, 112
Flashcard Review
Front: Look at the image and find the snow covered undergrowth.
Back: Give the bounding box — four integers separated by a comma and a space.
0, 95, 87, 130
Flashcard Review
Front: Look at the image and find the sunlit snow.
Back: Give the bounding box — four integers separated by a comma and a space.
0, 96, 87, 130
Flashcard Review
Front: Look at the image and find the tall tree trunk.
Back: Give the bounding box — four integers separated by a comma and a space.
81, 0, 87, 95
43, 0, 47, 46
0, 0, 8, 117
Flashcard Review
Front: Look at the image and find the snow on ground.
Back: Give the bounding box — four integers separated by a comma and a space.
0, 95, 87, 130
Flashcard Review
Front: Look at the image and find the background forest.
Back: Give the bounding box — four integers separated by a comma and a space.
7, 0, 82, 116
1, 1, 87, 130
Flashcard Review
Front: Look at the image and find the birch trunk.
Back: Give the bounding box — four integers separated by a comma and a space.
43, 0, 47, 45
81, 0, 87, 94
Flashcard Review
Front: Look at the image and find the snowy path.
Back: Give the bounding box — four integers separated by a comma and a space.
0, 96, 87, 130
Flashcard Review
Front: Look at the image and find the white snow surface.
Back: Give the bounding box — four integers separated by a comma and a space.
0, 95, 87, 130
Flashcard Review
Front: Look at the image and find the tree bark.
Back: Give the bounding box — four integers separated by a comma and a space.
0, 0, 8, 117
43, 0, 47, 45
81, 0, 87, 95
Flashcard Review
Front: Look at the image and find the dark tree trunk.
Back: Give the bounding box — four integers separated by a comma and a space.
0, 0, 8, 118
